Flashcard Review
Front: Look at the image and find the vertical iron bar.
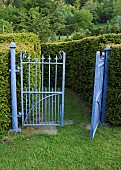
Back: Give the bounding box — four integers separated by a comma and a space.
32, 88, 34, 124
20, 51, 24, 126
101, 46, 111, 124
35, 59, 38, 124
41, 55, 45, 123
33, 88, 35, 124
28, 55, 31, 123
39, 87, 40, 123
52, 87, 53, 123
48, 55, 51, 123
45, 87, 48, 123
54, 56, 58, 124
54, 92, 56, 124
61, 51, 66, 126
58, 88, 60, 124
26, 90, 27, 124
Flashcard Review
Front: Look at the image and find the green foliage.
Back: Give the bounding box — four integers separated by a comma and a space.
83, 0, 116, 23
31, 13, 51, 42
0, 33, 40, 133
0, 50, 11, 133
72, 9, 94, 31
1, 0, 121, 40
82, 1, 99, 23
42, 33, 121, 125
1, 0, 23, 7
0, 1, 94, 42
91, 22, 121, 35
71, 32, 86, 40
110, 15, 121, 32
106, 47, 121, 125
0, 19, 13, 34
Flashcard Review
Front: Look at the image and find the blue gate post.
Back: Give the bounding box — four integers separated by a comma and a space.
101, 46, 111, 124
9, 42, 21, 132
60, 51, 66, 126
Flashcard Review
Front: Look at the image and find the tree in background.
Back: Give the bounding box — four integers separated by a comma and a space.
1, 0, 121, 42
83, 0, 116, 23
1, 0, 23, 7
82, 1, 99, 23
0, 0, 4, 7
0, 19, 13, 33
32, 15, 51, 42
61, 5, 93, 34
72, 9, 93, 31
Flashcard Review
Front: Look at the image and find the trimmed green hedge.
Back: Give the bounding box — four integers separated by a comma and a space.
107, 46, 121, 124
41, 34, 121, 125
0, 33, 40, 133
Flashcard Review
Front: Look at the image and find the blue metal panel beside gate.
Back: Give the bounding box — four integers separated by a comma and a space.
90, 46, 111, 139
90, 51, 105, 139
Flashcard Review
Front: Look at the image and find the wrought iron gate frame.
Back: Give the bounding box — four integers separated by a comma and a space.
20, 50, 66, 127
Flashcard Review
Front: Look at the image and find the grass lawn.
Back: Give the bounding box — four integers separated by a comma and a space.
0, 89, 121, 170
93, 23, 107, 29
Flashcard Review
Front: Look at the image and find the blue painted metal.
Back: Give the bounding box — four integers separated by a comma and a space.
41, 55, 45, 122
20, 50, 66, 127
101, 46, 111, 124
20, 51, 25, 125
60, 51, 66, 125
9, 42, 21, 132
90, 51, 105, 139
28, 55, 31, 123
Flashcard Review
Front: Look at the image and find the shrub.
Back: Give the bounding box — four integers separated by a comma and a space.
71, 32, 86, 40
41, 34, 121, 125
0, 19, 13, 34
106, 46, 121, 125
0, 33, 40, 133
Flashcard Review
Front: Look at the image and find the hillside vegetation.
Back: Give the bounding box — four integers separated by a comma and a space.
1, 0, 121, 42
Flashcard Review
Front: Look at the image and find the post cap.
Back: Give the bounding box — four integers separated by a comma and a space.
9, 42, 17, 48
104, 45, 111, 51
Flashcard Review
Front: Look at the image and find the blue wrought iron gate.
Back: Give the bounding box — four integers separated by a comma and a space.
9, 42, 111, 135
20, 51, 66, 127
90, 46, 111, 139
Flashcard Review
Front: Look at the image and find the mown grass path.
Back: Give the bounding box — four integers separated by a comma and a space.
0, 89, 121, 170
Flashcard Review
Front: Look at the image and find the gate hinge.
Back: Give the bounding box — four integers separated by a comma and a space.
18, 112, 22, 117
9, 66, 20, 73
104, 69, 108, 73
16, 66, 21, 72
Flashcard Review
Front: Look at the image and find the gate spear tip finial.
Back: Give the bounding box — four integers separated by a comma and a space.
55, 55, 58, 62
41, 55, 45, 60
27, 55, 31, 60
48, 55, 51, 61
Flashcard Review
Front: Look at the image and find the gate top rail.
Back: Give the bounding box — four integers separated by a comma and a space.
21, 61, 63, 65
